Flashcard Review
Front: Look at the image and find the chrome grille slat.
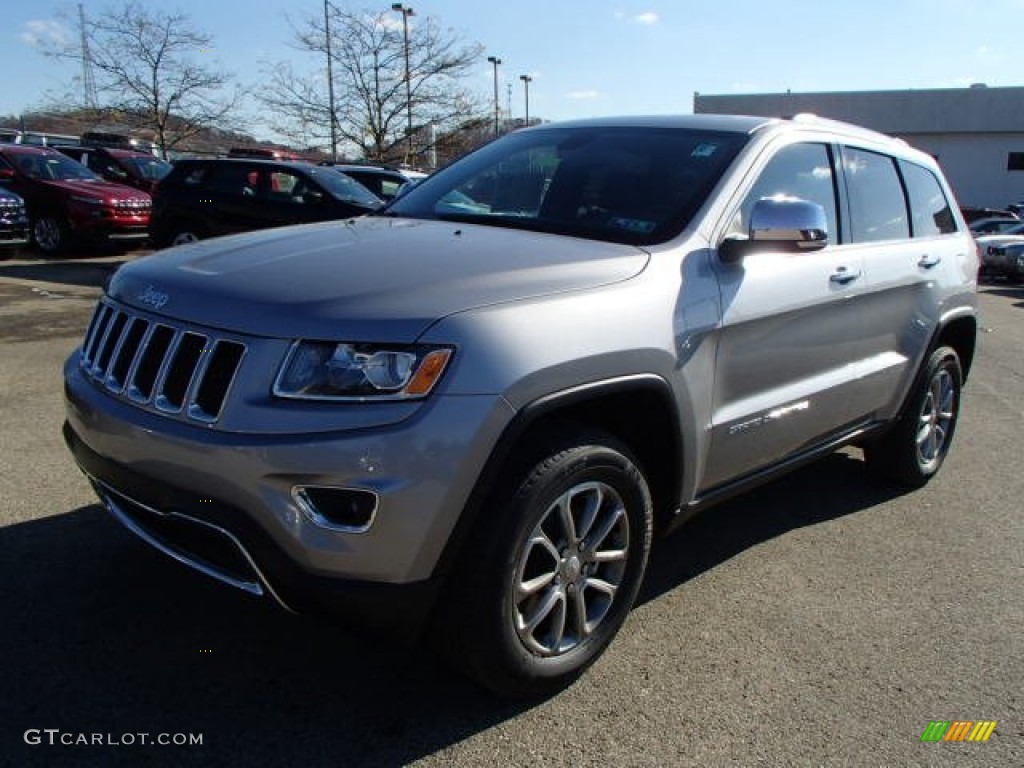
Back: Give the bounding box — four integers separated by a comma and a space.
181, 336, 217, 419
123, 323, 158, 402
84, 305, 114, 370
104, 316, 142, 393
81, 304, 108, 367
152, 330, 187, 413
93, 311, 128, 377
79, 300, 246, 425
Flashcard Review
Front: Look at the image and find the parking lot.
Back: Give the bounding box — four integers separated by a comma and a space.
0, 249, 1021, 767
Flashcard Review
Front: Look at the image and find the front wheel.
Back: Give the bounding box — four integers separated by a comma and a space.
32, 215, 69, 255
439, 431, 653, 697
865, 345, 962, 487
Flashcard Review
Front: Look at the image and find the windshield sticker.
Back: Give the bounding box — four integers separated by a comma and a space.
609, 217, 656, 233
691, 143, 718, 158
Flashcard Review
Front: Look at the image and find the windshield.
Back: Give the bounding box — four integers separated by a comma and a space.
119, 156, 172, 181
310, 168, 383, 208
381, 126, 748, 244
14, 153, 99, 182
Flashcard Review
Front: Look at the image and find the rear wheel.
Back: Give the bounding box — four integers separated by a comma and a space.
32, 215, 69, 255
169, 226, 204, 246
160, 220, 206, 248
865, 345, 962, 487
438, 430, 653, 697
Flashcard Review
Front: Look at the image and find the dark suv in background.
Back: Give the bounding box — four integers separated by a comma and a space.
150, 158, 383, 247
55, 145, 171, 194
319, 163, 419, 201
0, 144, 151, 254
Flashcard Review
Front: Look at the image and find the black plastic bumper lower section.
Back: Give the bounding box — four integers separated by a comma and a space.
63, 421, 440, 641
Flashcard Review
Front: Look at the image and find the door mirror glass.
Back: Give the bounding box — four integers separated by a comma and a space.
720, 196, 829, 263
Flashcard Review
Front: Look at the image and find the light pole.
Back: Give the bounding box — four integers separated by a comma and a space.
392, 3, 415, 165
519, 74, 532, 126
487, 55, 502, 136
324, 0, 338, 161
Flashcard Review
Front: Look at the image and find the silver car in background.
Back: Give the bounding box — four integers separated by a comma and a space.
63, 114, 977, 696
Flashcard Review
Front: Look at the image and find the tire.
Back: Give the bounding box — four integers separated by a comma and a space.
438, 430, 653, 697
865, 345, 962, 488
169, 226, 204, 247
32, 215, 69, 255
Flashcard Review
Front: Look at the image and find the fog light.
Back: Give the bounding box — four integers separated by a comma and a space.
292, 486, 378, 532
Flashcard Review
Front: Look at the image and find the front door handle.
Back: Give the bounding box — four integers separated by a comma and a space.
830, 267, 862, 285
918, 254, 942, 269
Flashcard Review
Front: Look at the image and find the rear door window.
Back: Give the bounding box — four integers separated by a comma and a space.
206, 164, 258, 197
841, 147, 909, 243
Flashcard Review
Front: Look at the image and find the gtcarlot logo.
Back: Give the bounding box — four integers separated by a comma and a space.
24, 729, 203, 747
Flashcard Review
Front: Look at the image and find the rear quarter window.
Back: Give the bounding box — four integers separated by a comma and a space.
898, 160, 957, 236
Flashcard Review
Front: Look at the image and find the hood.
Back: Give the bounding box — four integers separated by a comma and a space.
48, 178, 150, 202
108, 217, 650, 341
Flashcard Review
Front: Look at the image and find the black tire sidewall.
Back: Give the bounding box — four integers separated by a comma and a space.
913, 347, 963, 478
870, 345, 963, 486
32, 214, 66, 254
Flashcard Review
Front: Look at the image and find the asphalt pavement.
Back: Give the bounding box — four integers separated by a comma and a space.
0, 248, 1021, 767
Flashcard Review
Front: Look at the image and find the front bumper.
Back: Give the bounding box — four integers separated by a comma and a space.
70, 213, 150, 241
64, 349, 513, 628
0, 221, 29, 246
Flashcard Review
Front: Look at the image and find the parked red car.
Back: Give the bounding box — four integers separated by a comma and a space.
0, 144, 151, 254
55, 145, 171, 194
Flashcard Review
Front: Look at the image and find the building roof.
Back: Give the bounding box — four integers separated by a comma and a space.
694, 85, 1024, 134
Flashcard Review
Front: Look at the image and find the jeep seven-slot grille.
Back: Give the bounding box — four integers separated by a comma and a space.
81, 302, 246, 424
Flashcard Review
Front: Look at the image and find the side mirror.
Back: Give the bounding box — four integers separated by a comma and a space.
719, 196, 829, 264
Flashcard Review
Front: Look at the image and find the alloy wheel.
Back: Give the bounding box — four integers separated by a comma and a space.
513, 480, 630, 657
916, 368, 955, 472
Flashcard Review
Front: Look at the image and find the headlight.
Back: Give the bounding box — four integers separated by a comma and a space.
274, 341, 453, 401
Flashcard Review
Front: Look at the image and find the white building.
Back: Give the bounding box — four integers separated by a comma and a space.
694, 86, 1024, 209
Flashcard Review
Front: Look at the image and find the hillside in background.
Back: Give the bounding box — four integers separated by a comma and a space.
0, 108, 323, 159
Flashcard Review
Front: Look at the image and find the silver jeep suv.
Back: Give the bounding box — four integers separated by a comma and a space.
63, 115, 978, 696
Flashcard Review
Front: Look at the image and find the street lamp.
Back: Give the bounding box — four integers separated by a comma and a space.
487, 55, 502, 136
519, 74, 532, 126
392, 3, 415, 164
324, 0, 338, 161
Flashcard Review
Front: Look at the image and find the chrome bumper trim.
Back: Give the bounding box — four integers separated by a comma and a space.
88, 475, 294, 612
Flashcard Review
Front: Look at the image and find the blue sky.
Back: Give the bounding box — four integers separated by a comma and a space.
4, 0, 1024, 138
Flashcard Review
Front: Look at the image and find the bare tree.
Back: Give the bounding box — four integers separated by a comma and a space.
261, 5, 484, 166
39, 1, 242, 157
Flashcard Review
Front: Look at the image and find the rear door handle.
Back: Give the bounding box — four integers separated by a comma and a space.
830, 267, 862, 285
918, 254, 942, 269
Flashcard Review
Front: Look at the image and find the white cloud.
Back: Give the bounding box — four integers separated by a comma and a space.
975, 44, 992, 56
615, 10, 659, 24
375, 14, 405, 33
20, 20, 70, 47
633, 12, 659, 24
567, 89, 602, 100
